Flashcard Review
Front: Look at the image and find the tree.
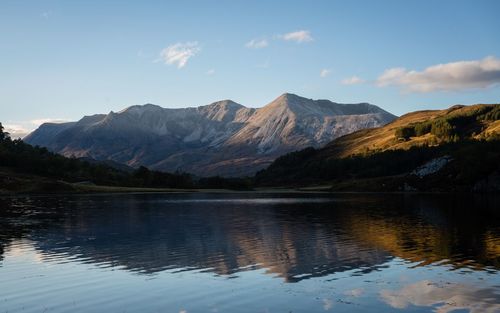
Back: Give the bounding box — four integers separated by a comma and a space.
414, 122, 431, 136
395, 126, 415, 140
0, 123, 9, 141
134, 166, 152, 186
431, 120, 454, 139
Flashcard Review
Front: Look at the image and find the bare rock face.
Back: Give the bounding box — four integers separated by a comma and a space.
24, 93, 396, 176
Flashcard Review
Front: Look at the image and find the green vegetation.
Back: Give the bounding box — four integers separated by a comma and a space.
257, 104, 500, 191
0, 123, 250, 192
395, 104, 500, 141
395, 126, 415, 140
1, 103, 499, 193
256, 139, 500, 191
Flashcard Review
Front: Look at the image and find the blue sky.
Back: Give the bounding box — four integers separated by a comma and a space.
1, 0, 500, 137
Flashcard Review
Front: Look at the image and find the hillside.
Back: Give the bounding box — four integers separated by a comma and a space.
0, 123, 252, 193
256, 104, 500, 192
320, 104, 500, 158
24, 93, 395, 177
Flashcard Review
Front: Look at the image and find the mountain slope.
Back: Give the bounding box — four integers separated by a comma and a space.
25, 93, 396, 176
256, 104, 500, 191
319, 104, 500, 159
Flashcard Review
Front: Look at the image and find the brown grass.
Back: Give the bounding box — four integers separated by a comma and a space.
320, 104, 499, 159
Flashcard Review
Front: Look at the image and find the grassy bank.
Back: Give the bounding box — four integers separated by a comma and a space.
0, 169, 230, 194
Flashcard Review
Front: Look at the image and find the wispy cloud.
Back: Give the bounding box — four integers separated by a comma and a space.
30, 118, 68, 125
341, 76, 365, 85
376, 56, 500, 92
320, 69, 331, 78
158, 42, 200, 68
3, 124, 30, 139
245, 38, 268, 49
280, 30, 313, 43
3, 118, 68, 139
206, 69, 215, 75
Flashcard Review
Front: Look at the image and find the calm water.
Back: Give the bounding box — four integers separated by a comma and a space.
0, 193, 499, 313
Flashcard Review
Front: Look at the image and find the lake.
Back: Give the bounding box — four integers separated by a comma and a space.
0, 193, 499, 313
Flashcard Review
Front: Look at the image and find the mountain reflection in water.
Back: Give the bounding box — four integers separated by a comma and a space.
1, 193, 498, 281
1, 193, 500, 313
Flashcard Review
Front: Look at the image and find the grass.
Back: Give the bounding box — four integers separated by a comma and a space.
322, 104, 499, 159
72, 184, 236, 194
0, 168, 312, 194
0, 168, 233, 195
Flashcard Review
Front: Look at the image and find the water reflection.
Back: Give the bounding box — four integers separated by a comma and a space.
0, 193, 498, 280
1, 193, 500, 313
380, 280, 500, 313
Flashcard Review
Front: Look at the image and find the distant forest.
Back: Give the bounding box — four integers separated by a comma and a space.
255, 140, 500, 188
0, 123, 251, 190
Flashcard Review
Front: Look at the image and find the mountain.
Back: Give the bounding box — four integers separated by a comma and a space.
256, 104, 500, 191
0, 123, 250, 194
24, 93, 396, 176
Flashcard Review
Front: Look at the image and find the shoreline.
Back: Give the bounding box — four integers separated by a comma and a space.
1, 169, 497, 196
1, 184, 495, 197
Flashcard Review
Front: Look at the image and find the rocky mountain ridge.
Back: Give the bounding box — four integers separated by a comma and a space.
25, 93, 396, 176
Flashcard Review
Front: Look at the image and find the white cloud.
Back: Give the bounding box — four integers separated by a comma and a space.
3, 124, 30, 139
341, 76, 365, 85
206, 69, 215, 75
320, 69, 331, 78
2, 118, 68, 139
159, 42, 200, 68
376, 56, 500, 92
245, 38, 268, 49
30, 118, 68, 125
281, 30, 313, 43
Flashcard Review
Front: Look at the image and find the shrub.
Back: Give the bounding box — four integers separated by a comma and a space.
431, 120, 454, 139
414, 122, 432, 136
395, 126, 415, 140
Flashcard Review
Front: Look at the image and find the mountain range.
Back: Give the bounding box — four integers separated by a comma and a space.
25, 93, 396, 176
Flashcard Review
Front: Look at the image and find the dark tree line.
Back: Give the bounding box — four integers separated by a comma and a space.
256, 139, 500, 187
0, 123, 250, 190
